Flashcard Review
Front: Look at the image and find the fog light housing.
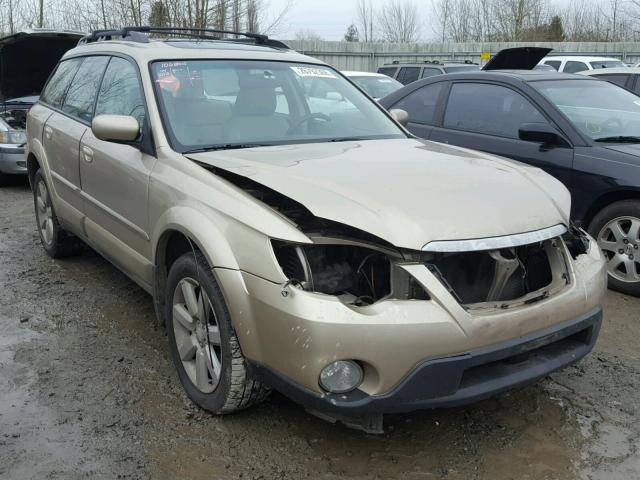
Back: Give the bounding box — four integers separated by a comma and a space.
319, 360, 363, 393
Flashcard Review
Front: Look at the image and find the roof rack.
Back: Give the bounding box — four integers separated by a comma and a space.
389, 59, 477, 66
78, 26, 289, 49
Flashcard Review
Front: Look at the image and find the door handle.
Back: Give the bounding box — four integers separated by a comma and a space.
44, 126, 53, 139
82, 146, 94, 163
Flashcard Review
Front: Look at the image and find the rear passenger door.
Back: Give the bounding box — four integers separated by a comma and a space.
388, 82, 447, 139
79, 56, 156, 286
41, 56, 108, 228
429, 82, 574, 187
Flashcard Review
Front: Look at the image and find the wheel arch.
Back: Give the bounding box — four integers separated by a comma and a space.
151, 208, 240, 326
584, 188, 640, 229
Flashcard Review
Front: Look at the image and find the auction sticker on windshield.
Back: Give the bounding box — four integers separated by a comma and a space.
291, 66, 336, 78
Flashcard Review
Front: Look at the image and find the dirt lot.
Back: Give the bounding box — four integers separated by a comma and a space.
1, 177, 639, 480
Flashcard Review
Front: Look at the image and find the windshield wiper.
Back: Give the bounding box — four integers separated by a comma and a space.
328, 137, 366, 143
594, 135, 640, 143
183, 143, 271, 154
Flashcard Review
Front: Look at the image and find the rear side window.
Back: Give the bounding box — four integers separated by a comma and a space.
377, 67, 398, 78
62, 56, 110, 122
95, 57, 146, 126
592, 74, 629, 88
563, 61, 588, 73
392, 83, 445, 125
421, 68, 441, 78
543, 60, 561, 71
40, 58, 83, 108
397, 67, 420, 85
444, 83, 546, 138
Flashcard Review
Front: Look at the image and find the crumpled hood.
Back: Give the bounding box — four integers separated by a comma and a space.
189, 139, 571, 250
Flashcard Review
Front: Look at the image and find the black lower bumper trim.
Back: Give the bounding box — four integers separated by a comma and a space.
249, 307, 602, 415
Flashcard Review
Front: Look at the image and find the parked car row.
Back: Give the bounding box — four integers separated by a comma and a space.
377, 47, 640, 296
24, 29, 606, 433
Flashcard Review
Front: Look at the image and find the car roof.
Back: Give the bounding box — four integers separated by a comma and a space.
424, 70, 597, 82
542, 56, 624, 62
580, 67, 640, 75
381, 62, 476, 68
342, 71, 388, 77
64, 38, 325, 66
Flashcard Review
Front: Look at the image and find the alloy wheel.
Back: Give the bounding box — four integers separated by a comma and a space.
172, 277, 222, 393
598, 216, 640, 283
35, 179, 54, 247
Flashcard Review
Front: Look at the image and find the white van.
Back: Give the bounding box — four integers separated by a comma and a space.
539, 56, 626, 74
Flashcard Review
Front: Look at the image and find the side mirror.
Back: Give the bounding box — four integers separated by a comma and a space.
92, 114, 140, 143
518, 122, 568, 147
390, 108, 409, 127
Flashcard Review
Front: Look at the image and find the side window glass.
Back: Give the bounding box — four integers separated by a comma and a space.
95, 57, 146, 126
544, 60, 561, 71
62, 56, 110, 122
595, 74, 628, 88
421, 68, 440, 79
377, 67, 397, 78
444, 83, 547, 138
40, 58, 83, 108
397, 67, 420, 85
393, 83, 445, 125
564, 61, 588, 74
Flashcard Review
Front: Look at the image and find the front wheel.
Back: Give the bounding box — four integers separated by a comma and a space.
588, 200, 640, 296
165, 251, 270, 413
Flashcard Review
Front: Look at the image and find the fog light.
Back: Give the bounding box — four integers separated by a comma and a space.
319, 360, 363, 393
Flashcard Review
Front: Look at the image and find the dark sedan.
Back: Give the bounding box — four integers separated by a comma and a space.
380, 71, 640, 296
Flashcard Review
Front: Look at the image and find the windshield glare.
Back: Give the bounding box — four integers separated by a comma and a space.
151, 60, 405, 151
349, 76, 403, 98
533, 79, 640, 140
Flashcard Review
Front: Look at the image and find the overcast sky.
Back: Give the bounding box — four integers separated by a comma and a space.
269, 0, 398, 41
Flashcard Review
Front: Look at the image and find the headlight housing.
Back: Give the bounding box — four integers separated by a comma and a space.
0, 130, 26, 145
272, 240, 429, 305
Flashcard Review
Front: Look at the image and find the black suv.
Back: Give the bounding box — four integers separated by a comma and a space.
377, 60, 479, 85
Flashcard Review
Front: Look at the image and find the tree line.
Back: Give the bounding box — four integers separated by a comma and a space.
343, 0, 640, 43
0, 0, 292, 35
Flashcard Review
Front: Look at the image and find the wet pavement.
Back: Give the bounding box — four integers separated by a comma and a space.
1, 176, 639, 480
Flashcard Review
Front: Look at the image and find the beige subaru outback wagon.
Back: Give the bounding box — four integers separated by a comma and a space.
26, 27, 607, 433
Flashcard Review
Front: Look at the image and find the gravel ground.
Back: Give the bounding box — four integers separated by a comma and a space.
1, 176, 639, 480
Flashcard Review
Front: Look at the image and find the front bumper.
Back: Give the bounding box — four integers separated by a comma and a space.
248, 307, 601, 414
0, 146, 26, 175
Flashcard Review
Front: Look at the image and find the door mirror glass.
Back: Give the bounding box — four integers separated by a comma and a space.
389, 109, 409, 127
92, 114, 140, 142
518, 122, 567, 146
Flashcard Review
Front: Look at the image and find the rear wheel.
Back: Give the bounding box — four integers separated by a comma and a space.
165, 251, 270, 413
33, 169, 83, 258
588, 200, 640, 296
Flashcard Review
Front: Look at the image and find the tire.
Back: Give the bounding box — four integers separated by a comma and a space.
33, 169, 84, 258
588, 200, 640, 297
165, 251, 270, 413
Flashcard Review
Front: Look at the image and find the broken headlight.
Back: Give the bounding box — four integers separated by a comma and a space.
272, 240, 428, 305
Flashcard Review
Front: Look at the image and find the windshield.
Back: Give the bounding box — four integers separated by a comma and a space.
443, 65, 480, 73
349, 75, 403, 98
532, 79, 640, 141
151, 60, 405, 152
590, 60, 626, 69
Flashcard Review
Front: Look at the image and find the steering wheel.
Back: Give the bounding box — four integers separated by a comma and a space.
287, 113, 331, 134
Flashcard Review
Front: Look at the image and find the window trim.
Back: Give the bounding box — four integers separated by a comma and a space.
440, 80, 569, 143
39, 52, 155, 156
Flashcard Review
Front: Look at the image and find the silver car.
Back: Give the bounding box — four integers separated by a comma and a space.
26, 27, 606, 433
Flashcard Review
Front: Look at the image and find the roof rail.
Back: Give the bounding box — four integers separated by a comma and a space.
78, 26, 289, 49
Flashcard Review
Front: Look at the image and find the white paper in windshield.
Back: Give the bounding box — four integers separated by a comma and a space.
290, 66, 336, 78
